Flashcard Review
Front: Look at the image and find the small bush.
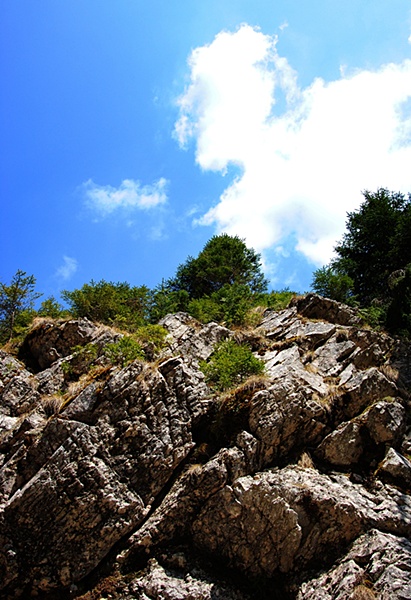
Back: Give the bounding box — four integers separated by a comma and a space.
134, 324, 168, 354
261, 289, 296, 311
200, 339, 265, 391
104, 336, 144, 367
358, 304, 387, 330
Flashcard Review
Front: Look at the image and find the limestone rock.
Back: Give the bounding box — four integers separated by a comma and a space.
316, 398, 406, 467
297, 529, 411, 600
342, 367, 398, 419
0, 351, 39, 416
0, 298, 410, 599
317, 421, 364, 467
377, 447, 411, 489
0, 422, 145, 593
160, 312, 232, 363
364, 398, 406, 444
19, 318, 120, 371
292, 293, 363, 326
193, 465, 411, 577
128, 558, 251, 600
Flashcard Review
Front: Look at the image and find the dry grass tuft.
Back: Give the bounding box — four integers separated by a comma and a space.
379, 363, 400, 384
297, 452, 316, 469
350, 583, 376, 599
42, 395, 65, 417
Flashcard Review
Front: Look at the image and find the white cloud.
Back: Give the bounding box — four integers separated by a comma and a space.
56, 256, 78, 281
83, 178, 168, 216
176, 24, 411, 266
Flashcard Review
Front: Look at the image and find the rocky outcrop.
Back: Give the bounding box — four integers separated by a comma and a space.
0, 296, 410, 599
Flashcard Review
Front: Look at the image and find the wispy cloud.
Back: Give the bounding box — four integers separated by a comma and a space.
56, 256, 78, 281
83, 178, 168, 216
175, 24, 411, 266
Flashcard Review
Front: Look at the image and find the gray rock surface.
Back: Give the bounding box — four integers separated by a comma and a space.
127, 558, 251, 600
297, 529, 411, 599
192, 466, 411, 576
0, 301, 410, 599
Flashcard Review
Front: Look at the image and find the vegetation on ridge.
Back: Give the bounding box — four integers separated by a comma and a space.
2, 188, 411, 344
312, 188, 411, 337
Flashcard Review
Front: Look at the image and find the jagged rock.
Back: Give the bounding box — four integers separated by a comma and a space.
311, 334, 357, 377
0, 422, 145, 593
284, 320, 337, 350
316, 398, 406, 467
257, 306, 299, 338
0, 299, 410, 599
19, 318, 120, 371
249, 386, 328, 465
342, 367, 398, 419
317, 421, 364, 467
297, 529, 411, 599
160, 312, 231, 363
121, 445, 251, 564
364, 398, 406, 444
291, 293, 363, 326
377, 447, 411, 489
248, 346, 329, 465
0, 352, 214, 595
127, 558, 251, 600
0, 351, 39, 416
192, 466, 411, 577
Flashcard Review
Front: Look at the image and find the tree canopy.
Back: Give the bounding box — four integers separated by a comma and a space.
0, 270, 42, 342
312, 188, 411, 335
333, 188, 411, 305
169, 234, 268, 298
1, 235, 294, 344
61, 280, 151, 331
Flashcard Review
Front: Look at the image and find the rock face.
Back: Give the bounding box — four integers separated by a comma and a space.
0, 295, 410, 599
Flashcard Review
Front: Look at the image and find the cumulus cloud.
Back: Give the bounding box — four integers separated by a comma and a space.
56, 256, 78, 281
175, 24, 411, 265
83, 178, 168, 216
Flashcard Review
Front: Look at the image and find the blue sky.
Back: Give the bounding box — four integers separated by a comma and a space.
1, 1, 411, 302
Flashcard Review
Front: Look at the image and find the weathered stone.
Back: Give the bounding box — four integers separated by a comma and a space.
19, 318, 120, 371
377, 447, 411, 489
1, 298, 410, 599
193, 466, 411, 577
0, 352, 39, 416
317, 421, 364, 466
292, 293, 363, 326
363, 399, 406, 444
284, 320, 337, 349
160, 312, 231, 363
257, 306, 299, 338
192, 473, 302, 576
312, 335, 357, 377
297, 529, 411, 600
248, 371, 328, 465
128, 558, 251, 600
343, 368, 398, 419
121, 446, 249, 563
0, 423, 145, 593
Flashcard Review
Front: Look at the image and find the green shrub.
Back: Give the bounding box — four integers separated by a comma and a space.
38, 296, 69, 319
134, 324, 168, 353
200, 339, 265, 391
188, 284, 264, 326
61, 280, 151, 331
104, 336, 144, 367
358, 304, 387, 330
261, 289, 296, 311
